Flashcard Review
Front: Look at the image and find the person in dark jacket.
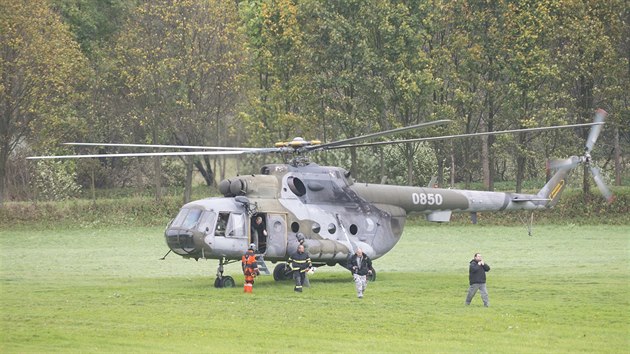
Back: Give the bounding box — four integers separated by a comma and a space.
288, 244, 311, 292
251, 215, 267, 253
348, 248, 374, 299
295, 233, 310, 287
465, 253, 490, 307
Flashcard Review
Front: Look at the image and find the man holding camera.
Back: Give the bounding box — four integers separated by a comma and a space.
465, 253, 491, 307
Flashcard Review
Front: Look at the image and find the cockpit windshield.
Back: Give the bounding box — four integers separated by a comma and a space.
182, 209, 202, 229
171, 209, 189, 227
171, 208, 213, 231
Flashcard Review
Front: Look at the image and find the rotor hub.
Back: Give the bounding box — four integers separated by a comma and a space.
274, 137, 321, 150
584, 152, 591, 164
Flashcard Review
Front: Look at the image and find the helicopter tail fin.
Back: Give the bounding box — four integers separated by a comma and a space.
536, 166, 573, 207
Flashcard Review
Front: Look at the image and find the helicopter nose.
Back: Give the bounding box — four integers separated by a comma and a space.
164, 228, 199, 255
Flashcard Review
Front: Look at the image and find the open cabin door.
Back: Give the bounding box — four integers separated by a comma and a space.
263, 213, 287, 258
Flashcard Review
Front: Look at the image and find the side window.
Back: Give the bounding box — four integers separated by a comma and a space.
227, 213, 245, 237
215, 212, 229, 236
197, 211, 216, 232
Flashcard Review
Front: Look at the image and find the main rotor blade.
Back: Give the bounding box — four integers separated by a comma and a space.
27, 150, 254, 160
590, 166, 614, 203
325, 122, 604, 150
311, 120, 450, 151
585, 109, 607, 153
64, 142, 262, 151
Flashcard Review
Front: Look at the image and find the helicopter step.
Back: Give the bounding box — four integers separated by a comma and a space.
256, 255, 271, 275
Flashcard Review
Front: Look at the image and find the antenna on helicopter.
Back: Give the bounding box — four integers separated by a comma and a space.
159, 249, 172, 260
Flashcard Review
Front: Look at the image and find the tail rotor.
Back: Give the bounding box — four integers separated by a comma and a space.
548, 109, 614, 203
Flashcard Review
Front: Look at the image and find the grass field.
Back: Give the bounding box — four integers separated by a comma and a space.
1, 224, 628, 353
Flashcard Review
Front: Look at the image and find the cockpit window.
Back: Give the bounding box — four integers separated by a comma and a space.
197, 211, 216, 232
181, 209, 202, 229
172, 208, 191, 228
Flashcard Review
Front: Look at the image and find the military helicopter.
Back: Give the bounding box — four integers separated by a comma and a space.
28, 110, 611, 287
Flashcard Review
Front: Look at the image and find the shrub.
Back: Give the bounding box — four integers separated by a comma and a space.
31, 160, 82, 201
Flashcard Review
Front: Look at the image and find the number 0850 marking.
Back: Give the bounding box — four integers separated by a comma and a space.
412, 193, 443, 206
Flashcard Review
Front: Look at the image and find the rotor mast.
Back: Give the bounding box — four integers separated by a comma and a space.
273, 137, 321, 166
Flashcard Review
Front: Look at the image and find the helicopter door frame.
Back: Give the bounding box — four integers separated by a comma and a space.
250, 213, 268, 252
262, 213, 287, 259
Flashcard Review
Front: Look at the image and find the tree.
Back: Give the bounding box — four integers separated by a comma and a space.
115, 0, 247, 200
50, 1, 140, 193
552, 0, 628, 198
375, 1, 436, 185
301, 0, 395, 180
0, 0, 88, 204
240, 0, 314, 152
51, 0, 134, 58
502, 1, 561, 192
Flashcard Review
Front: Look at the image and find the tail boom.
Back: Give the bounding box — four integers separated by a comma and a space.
351, 182, 560, 221
351, 164, 575, 222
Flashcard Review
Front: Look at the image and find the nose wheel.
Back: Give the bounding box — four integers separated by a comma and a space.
214, 257, 236, 288
214, 275, 235, 288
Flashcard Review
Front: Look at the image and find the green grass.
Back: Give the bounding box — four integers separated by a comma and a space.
1, 224, 628, 353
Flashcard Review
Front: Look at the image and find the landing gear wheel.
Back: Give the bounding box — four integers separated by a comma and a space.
220, 276, 235, 288
213, 256, 236, 288
368, 269, 376, 282
273, 263, 292, 281
215, 276, 235, 288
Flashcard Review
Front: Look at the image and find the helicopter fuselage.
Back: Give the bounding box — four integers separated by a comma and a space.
164, 161, 571, 266
164, 163, 400, 267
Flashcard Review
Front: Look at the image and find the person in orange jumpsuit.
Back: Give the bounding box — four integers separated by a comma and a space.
242, 243, 259, 293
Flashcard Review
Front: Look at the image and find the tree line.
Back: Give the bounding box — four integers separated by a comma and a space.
1, 0, 628, 204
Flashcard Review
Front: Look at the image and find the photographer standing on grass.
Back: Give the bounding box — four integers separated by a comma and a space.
465, 253, 490, 307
